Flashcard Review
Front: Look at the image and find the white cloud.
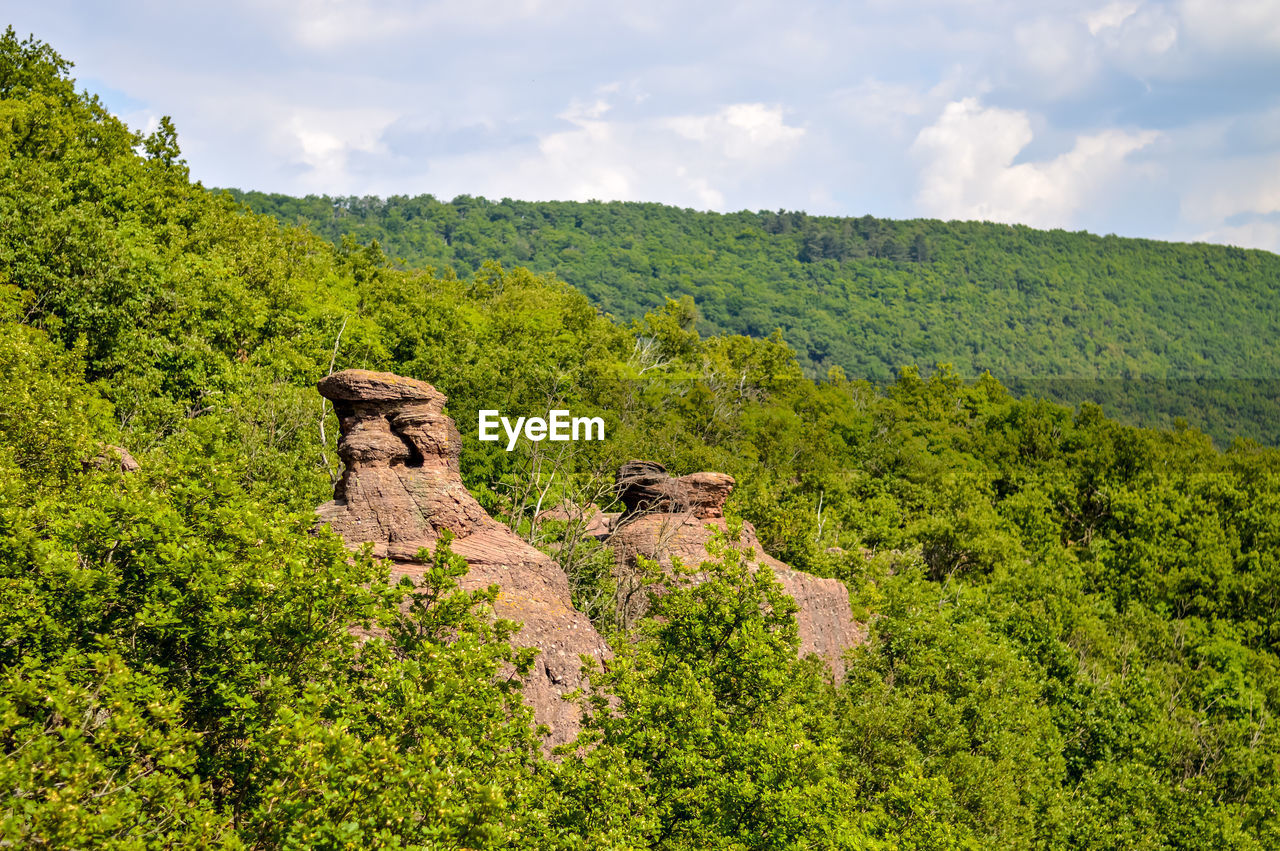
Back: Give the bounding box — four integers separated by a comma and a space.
185, 90, 400, 192
1178, 0, 1280, 52
1196, 167, 1280, 223
1101, 3, 1179, 63
388, 98, 806, 210
1192, 221, 1280, 253
282, 109, 394, 190
678, 169, 726, 209
535, 106, 633, 200
562, 98, 613, 122
1178, 152, 1280, 252
1012, 16, 1099, 97
271, 0, 575, 49
665, 103, 805, 164
13, 0, 1280, 251
1089, 0, 1280, 81
831, 79, 926, 135
1085, 1, 1140, 35
911, 98, 1159, 228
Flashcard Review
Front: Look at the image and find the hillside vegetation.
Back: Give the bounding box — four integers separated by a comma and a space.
226, 190, 1280, 445
5, 29, 1280, 848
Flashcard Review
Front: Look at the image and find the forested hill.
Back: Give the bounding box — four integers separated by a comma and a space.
221, 191, 1280, 381
9, 28, 1280, 847
225, 191, 1280, 445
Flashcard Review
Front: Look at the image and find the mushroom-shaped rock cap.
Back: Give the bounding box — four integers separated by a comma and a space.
679, 472, 736, 515
318, 369, 446, 410
616, 460, 735, 518
616, 460, 669, 504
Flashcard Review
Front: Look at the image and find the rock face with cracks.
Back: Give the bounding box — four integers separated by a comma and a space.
315, 369, 608, 748
610, 460, 863, 681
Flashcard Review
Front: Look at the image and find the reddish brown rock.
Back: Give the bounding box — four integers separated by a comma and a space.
316, 369, 609, 748
616, 460, 734, 519
609, 464, 863, 681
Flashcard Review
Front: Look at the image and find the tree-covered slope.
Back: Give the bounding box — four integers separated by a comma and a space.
7, 28, 1280, 849
226, 190, 1280, 445
220, 192, 1280, 381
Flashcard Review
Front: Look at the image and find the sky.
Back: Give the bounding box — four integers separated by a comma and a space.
10, 0, 1280, 251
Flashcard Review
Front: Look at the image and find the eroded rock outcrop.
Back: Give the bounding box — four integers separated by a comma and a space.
616, 460, 734, 519
315, 369, 609, 748
609, 461, 863, 681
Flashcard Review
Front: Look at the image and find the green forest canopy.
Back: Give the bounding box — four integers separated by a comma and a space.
5, 27, 1280, 849
225, 189, 1280, 446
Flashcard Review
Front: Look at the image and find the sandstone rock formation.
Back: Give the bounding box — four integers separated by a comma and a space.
315, 369, 609, 748
616, 460, 734, 519
609, 461, 863, 681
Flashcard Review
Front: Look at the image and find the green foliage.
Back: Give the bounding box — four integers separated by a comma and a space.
237, 537, 547, 849
840, 558, 1067, 845
1, 654, 229, 847
0, 287, 109, 484
563, 535, 872, 849
226, 190, 1280, 446
5, 27, 1280, 849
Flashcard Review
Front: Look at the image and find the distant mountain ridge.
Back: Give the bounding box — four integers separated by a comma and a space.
224, 190, 1280, 444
